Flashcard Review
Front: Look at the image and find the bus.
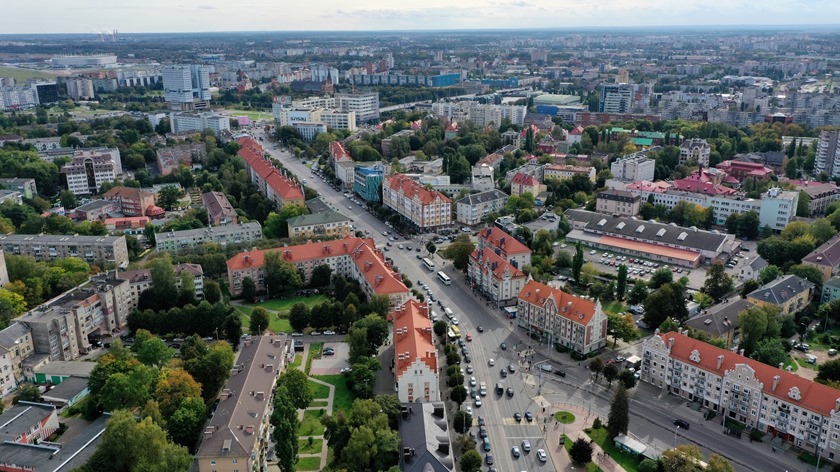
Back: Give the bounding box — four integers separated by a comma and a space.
422, 257, 435, 271
437, 271, 451, 285
449, 325, 461, 339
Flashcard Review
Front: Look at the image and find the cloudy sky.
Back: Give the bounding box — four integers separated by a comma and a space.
1, 0, 837, 34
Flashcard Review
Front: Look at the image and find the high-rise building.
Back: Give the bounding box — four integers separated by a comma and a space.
336, 92, 380, 123
816, 130, 840, 178
169, 111, 230, 136
65, 78, 95, 100
32, 83, 59, 105
162, 65, 211, 109
599, 83, 633, 113
60, 148, 123, 195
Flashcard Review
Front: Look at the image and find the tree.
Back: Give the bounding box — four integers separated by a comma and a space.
460, 449, 482, 472
739, 305, 781, 357
638, 459, 661, 472
619, 369, 637, 389
649, 267, 674, 289
250, 306, 270, 335
643, 283, 688, 328
166, 396, 206, 448
264, 251, 302, 298
661, 444, 703, 472
607, 312, 637, 347
616, 264, 628, 300
98, 364, 157, 412
154, 368, 202, 417
426, 241, 437, 256
136, 337, 173, 367
453, 410, 473, 434
223, 313, 242, 350
143, 223, 157, 246
816, 359, 840, 385
0, 289, 27, 330
569, 438, 594, 464
271, 385, 299, 472
157, 186, 183, 211
278, 368, 314, 409
702, 261, 734, 302
240, 276, 257, 302
289, 302, 310, 332
178, 271, 196, 306
572, 242, 584, 283
203, 280, 221, 304
706, 454, 736, 472
13, 383, 41, 404
589, 357, 604, 382
146, 256, 178, 310
740, 279, 760, 298
603, 363, 619, 385
450, 385, 468, 405
310, 264, 332, 288
441, 234, 475, 272
628, 282, 648, 306
758, 265, 783, 285
185, 341, 235, 402
433, 320, 448, 338
606, 384, 629, 439
59, 189, 77, 209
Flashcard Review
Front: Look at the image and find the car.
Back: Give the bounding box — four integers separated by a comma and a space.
524, 411, 533, 422
477, 326, 484, 332
340, 367, 352, 373
416, 254, 422, 260
555, 369, 567, 377
348, 206, 352, 210
458, 339, 467, 348
479, 383, 487, 396
451, 318, 459, 326
830, 349, 838, 356
500, 342, 507, 350
500, 368, 507, 378
470, 377, 477, 386
466, 406, 473, 415
485, 454, 494, 465
674, 419, 690, 429
478, 416, 486, 426
506, 387, 514, 398
522, 439, 531, 452
323, 330, 336, 335
511, 446, 521, 458
508, 364, 516, 373
514, 412, 522, 421
416, 247, 422, 252
615, 355, 626, 363
479, 425, 488, 438
464, 355, 472, 363
291, 332, 303, 337
323, 350, 335, 356
466, 365, 474, 374
560, 243, 567, 248
466, 334, 473, 342
488, 359, 495, 366
590, 250, 597, 255
537, 449, 548, 462
310, 331, 322, 336
474, 397, 482, 407
398, 244, 404, 249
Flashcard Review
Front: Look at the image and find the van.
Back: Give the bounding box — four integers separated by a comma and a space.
806, 354, 817, 364
483, 438, 491, 452
444, 307, 454, 319
496, 382, 504, 395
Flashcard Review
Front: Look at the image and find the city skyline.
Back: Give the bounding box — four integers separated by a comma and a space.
1, 0, 839, 34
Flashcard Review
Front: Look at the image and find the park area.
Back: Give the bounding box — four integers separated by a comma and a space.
235, 294, 327, 334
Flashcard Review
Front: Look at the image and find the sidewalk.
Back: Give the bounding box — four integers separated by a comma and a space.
542, 402, 625, 472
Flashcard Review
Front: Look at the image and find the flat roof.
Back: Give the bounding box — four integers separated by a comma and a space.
597, 234, 701, 263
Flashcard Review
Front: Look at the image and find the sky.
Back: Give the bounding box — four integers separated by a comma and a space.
1, 0, 838, 34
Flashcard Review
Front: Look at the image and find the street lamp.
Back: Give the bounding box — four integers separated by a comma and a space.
674, 425, 680, 448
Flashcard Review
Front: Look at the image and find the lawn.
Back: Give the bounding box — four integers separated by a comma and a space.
309, 379, 331, 400
255, 295, 328, 314
298, 438, 324, 454
316, 374, 355, 413
290, 354, 303, 370
585, 426, 642, 472
299, 409, 326, 436
311, 400, 329, 408
563, 435, 602, 472
0, 66, 59, 81
796, 358, 818, 369
236, 306, 293, 333
296, 456, 322, 471
601, 301, 629, 315
555, 411, 576, 424
220, 108, 272, 121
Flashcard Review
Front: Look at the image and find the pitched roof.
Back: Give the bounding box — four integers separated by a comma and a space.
510, 172, 540, 187
227, 236, 408, 296
329, 141, 351, 162
470, 248, 526, 281
0, 402, 56, 442
286, 209, 351, 227
237, 137, 305, 202
747, 256, 769, 272
684, 298, 753, 338
455, 189, 508, 206
478, 226, 531, 257
802, 232, 840, 269
202, 191, 237, 221
103, 186, 153, 201
399, 402, 454, 472
655, 331, 840, 416
385, 174, 452, 205
393, 300, 438, 379
518, 279, 598, 326
747, 274, 814, 306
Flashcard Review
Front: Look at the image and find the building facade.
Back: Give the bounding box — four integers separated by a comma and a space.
476, 226, 532, 269
156, 222, 262, 253
815, 130, 840, 179
393, 300, 439, 403
610, 154, 656, 182
103, 186, 157, 217
238, 137, 306, 209
802, 233, 840, 281
0, 234, 128, 267
170, 112, 230, 136
353, 165, 385, 202
116, 263, 204, 311
680, 138, 712, 166
510, 172, 546, 197
336, 92, 380, 123
0, 323, 35, 396
286, 210, 353, 239
746, 274, 814, 315
60, 148, 122, 195
596, 189, 641, 216
162, 65, 211, 107
467, 248, 528, 307
599, 83, 633, 113
455, 189, 508, 226
383, 174, 453, 231
517, 280, 608, 355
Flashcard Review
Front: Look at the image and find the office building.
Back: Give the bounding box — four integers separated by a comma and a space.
599, 83, 633, 114
336, 92, 380, 123
680, 138, 712, 166
0, 177, 37, 199
202, 191, 238, 226
156, 222, 262, 253
393, 300, 439, 403
320, 109, 357, 131
163, 65, 211, 108
116, 263, 204, 311
0, 234, 129, 267
66, 77, 95, 100
226, 236, 409, 307
468, 247, 528, 307
610, 154, 656, 182
291, 122, 328, 141
642, 331, 840, 463
596, 189, 641, 216
170, 111, 231, 137
60, 148, 123, 195
194, 335, 288, 472
517, 280, 608, 355
286, 210, 353, 239
103, 186, 157, 217
237, 137, 305, 208
383, 174, 453, 231
455, 189, 508, 226
816, 129, 840, 178
33, 83, 59, 105
354, 165, 385, 203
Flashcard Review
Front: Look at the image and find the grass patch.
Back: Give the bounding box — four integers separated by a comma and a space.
555, 411, 576, 424
796, 358, 817, 369
255, 295, 328, 314
724, 417, 745, 433
219, 108, 272, 121
298, 438, 324, 454
235, 305, 253, 315
563, 436, 602, 472
798, 450, 820, 466
290, 354, 303, 370
311, 400, 329, 408
585, 426, 642, 472
0, 66, 58, 81
296, 456, 322, 471
601, 301, 629, 315
299, 409, 326, 436
237, 306, 293, 333
306, 343, 322, 375
309, 379, 331, 400
316, 374, 354, 413
785, 356, 799, 372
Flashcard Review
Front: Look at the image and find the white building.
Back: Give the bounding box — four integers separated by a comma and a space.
816, 130, 840, 178
336, 92, 380, 123
292, 96, 336, 109
291, 122, 328, 142
156, 222, 262, 252
455, 189, 508, 226
65, 78, 95, 100
468, 102, 527, 127
162, 65, 211, 108
60, 148, 122, 195
468, 247, 528, 307
600, 83, 633, 113
320, 110, 357, 131
610, 154, 656, 181
51, 55, 117, 67
393, 300, 440, 403
170, 112, 230, 137
680, 138, 712, 166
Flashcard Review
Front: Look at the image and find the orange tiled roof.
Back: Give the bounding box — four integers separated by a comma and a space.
511, 172, 540, 187
226, 236, 408, 295
237, 137, 304, 202
385, 174, 452, 205
478, 226, 531, 257
393, 299, 437, 378
470, 248, 526, 280
329, 141, 351, 162
518, 279, 598, 325
656, 331, 840, 416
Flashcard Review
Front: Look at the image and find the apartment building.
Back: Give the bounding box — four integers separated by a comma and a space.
0, 323, 35, 396
60, 148, 123, 195
393, 300, 439, 403
467, 102, 527, 127
286, 210, 353, 239
509, 172, 546, 197
66, 77, 95, 100
801, 233, 840, 281
156, 222, 262, 253
0, 234, 129, 267
610, 154, 656, 182
0, 177, 37, 199
202, 191, 238, 226
103, 186, 157, 217
642, 331, 840, 462
116, 263, 204, 311
679, 138, 712, 166
336, 92, 380, 123
544, 164, 597, 182
170, 112, 230, 137
815, 130, 840, 179
162, 64, 211, 107
382, 174, 452, 231
792, 181, 840, 216
455, 189, 508, 226
475, 226, 532, 269
194, 335, 287, 472
354, 165, 385, 203
237, 137, 305, 208
599, 83, 633, 114
596, 189, 641, 216
517, 280, 608, 355
467, 247, 528, 307
156, 143, 206, 176
746, 274, 814, 315
226, 236, 409, 307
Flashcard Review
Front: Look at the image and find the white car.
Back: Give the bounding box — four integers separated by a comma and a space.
470, 377, 477, 387
590, 250, 597, 255
537, 449, 547, 462
466, 406, 473, 415
488, 358, 495, 366
451, 318, 459, 326
323, 330, 335, 335
474, 397, 482, 407
291, 332, 303, 337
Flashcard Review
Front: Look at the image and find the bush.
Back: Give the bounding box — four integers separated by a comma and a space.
749, 429, 765, 442
569, 437, 593, 464
592, 417, 602, 429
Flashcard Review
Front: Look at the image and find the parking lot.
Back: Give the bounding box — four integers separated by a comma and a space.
310, 342, 350, 375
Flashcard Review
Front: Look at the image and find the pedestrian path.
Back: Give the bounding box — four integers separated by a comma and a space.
541, 402, 625, 472
295, 376, 334, 471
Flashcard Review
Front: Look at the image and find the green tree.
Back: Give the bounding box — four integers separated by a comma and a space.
460, 449, 483, 472
603, 363, 619, 385
643, 283, 688, 328
619, 369, 637, 389
177, 270, 196, 306
809, 218, 837, 246
166, 396, 206, 447
628, 282, 648, 305
759, 265, 783, 285
264, 251, 303, 298
278, 368, 314, 409
649, 267, 674, 289
310, 264, 332, 288
450, 385, 468, 405
154, 368, 202, 418
59, 189, 78, 209
607, 312, 638, 347
661, 445, 703, 472
816, 359, 840, 385
157, 186, 183, 211
751, 338, 788, 368
13, 383, 41, 404
203, 279, 221, 303
702, 261, 734, 302
569, 437, 594, 464
606, 384, 629, 439
98, 364, 157, 412
136, 337, 173, 367
0, 289, 27, 330
740, 279, 760, 298
638, 459, 661, 472
453, 410, 473, 434
707, 454, 736, 472
147, 256, 178, 310
441, 234, 475, 272
739, 305, 781, 357
240, 277, 257, 302
433, 320, 448, 338
572, 242, 584, 283
250, 306, 270, 335
616, 264, 628, 300
589, 357, 604, 382
289, 302, 310, 332
143, 223, 157, 246
271, 385, 300, 472
185, 341, 235, 402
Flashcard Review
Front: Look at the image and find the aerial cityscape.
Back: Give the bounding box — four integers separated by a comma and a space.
0, 7, 839, 472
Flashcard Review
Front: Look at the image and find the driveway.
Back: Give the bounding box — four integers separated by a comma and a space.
309, 341, 350, 375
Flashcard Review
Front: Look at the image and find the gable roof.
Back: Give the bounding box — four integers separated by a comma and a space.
802, 232, 840, 269
518, 280, 598, 326
202, 191, 237, 221
510, 172, 540, 187
385, 174, 452, 205
747, 256, 769, 272
399, 402, 454, 472
747, 274, 814, 306
478, 226, 531, 257
286, 209, 351, 228
393, 300, 438, 380
237, 137, 305, 202
470, 247, 526, 281
684, 298, 753, 338
654, 331, 840, 416
456, 189, 508, 206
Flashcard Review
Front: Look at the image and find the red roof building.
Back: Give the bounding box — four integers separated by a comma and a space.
226, 236, 409, 307
103, 186, 156, 217
476, 226, 532, 269
237, 137, 305, 209
329, 141, 352, 169
671, 176, 737, 196
467, 247, 528, 306
382, 174, 452, 230
393, 300, 439, 403
510, 172, 546, 197
517, 280, 608, 355
716, 160, 775, 181
643, 331, 840, 456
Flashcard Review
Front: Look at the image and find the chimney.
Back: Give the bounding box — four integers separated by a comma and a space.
717, 354, 724, 370
668, 337, 675, 349
739, 349, 745, 356
772, 375, 781, 391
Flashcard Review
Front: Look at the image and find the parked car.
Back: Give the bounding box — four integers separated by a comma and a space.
674, 419, 690, 429
323, 330, 335, 335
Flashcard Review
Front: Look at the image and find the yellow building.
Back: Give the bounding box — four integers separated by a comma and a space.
746, 274, 814, 315
286, 210, 353, 239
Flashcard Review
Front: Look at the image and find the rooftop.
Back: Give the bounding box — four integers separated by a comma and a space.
684, 298, 753, 338
393, 300, 437, 380
237, 137, 305, 202
399, 402, 454, 472
455, 189, 508, 206
33, 361, 96, 378
0, 413, 108, 472
478, 226, 532, 257
470, 247, 526, 281
202, 191, 237, 221
802, 232, 840, 269
0, 234, 123, 245
518, 280, 599, 326
156, 222, 262, 243
41, 376, 89, 402
0, 322, 31, 349
0, 401, 56, 443
386, 174, 452, 205
747, 274, 814, 306
286, 210, 351, 228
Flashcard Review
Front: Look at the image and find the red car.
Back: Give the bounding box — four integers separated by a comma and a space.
466, 334, 473, 342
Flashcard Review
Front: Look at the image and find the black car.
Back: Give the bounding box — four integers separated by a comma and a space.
464, 355, 472, 363
478, 416, 485, 426
513, 412, 522, 422
479, 426, 488, 438
555, 370, 566, 377
506, 387, 514, 398
477, 326, 484, 332
524, 411, 533, 422
485, 454, 494, 465
674, 419, 690, 430
500, 369, 507, 378
500, 343, 507, 350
